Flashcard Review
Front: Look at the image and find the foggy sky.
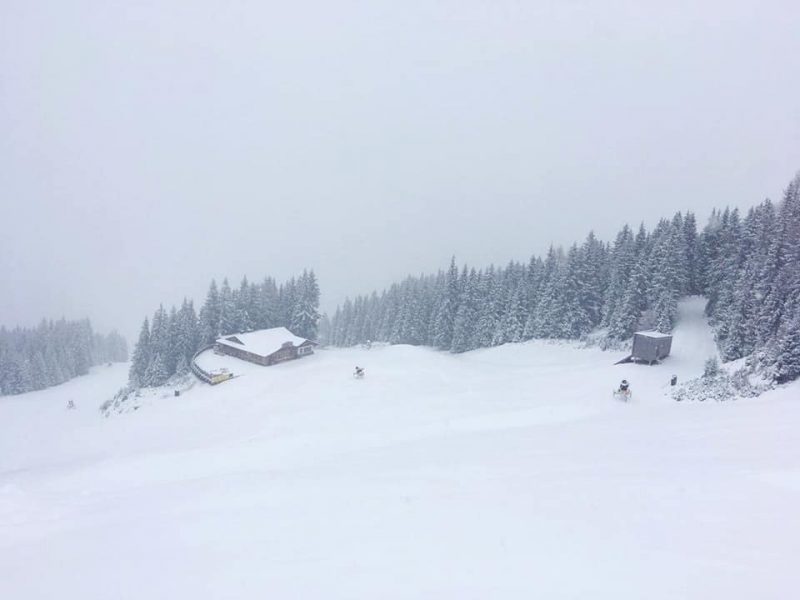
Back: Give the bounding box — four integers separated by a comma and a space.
2, 0, 799, 340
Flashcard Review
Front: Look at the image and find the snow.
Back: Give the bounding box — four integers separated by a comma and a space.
663, 294, 720, 370
634, 330, 673, 338
2, 298, 799, 599
215, 327, 311, 358
194, 347, 261, 377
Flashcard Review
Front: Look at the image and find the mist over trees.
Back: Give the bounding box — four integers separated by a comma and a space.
0, 319, 128, 396
327, 173, 800, 384
129, 270, 320, 388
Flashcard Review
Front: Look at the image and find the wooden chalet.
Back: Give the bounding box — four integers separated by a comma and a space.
215, 327, 316, 366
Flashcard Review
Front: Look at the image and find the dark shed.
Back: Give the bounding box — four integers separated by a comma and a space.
631, 331, 672, 364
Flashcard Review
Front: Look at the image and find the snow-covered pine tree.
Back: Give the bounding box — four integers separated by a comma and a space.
578, 232, 608, 328
602, 225, 636, 327
751, 200, 781, 346
721, 260, 758, 360
401, 278, 428, 345
144, 306, 171, 386
608, 259, 648, 339
556, 244, 593, 338
494, 282, 526, 344
257, 277, 279, 330
218, 278, 237, 336
329, 305, 343, 346
5, 351, 33, 395
199, 279, 221, 345
777, 174, 800, 323
43, 344, 64, 387
277, 278, 298, 329
431, 258, 460, 349
384, 289, 397, 335
451, 268, 480, 353
174, 299, 199, 372
361, 292, 380, 343
670, 212, 690, 297
318, 313, 332, 346
236, 276, 255, 332
648, 219, 689, 333
129, 318, 151, 388
490, 262, 523, 345
340, 298, 357, 346
683, 212, 702, 294
143, 349, 169, 387
472, 267, 501, 346
521, 256, 544, 340
30, 351, 48, 391
772, 311, 800, 384
290, 270, 321, 340
529, 248, 564, 338
70, 319, 95, 378
705, 208, 742, 320
351, 296, 369, 346
164, 305, 180, 376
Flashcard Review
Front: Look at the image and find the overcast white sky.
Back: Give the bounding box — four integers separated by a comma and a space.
1, 0, 799, 340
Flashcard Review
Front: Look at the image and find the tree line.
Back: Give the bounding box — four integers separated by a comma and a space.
129, 270, 320, 388
0, 319, 128, 396
325, 173, 800, 384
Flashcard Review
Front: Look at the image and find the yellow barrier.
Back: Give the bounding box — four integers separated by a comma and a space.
210, 373, 233, 385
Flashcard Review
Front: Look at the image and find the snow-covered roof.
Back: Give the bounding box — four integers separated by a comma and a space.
215, 327, 314, 358
634, 330, 673, 339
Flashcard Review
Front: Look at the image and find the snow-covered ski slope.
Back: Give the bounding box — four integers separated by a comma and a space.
2, 298, 799, 599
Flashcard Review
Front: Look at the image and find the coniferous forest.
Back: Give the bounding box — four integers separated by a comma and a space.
326, 173, 800, 384
27, 174, 799, 394
128, 270, 320, 388
0, 319, 128, 396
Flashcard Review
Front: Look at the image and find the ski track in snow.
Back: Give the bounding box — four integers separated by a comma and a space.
1, 298, 799, 599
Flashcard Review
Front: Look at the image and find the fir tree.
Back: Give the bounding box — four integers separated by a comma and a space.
129, 318, 151, 388
431, 258, 460, 349
199, 280, 221, 345
556, 245, 593, 338
451, 269, 480, 353
218, 278, 237, 335
236, 276, 255, 332
258, 277, 279, 330
290, 270, 321, 340
773, 314, 800, 384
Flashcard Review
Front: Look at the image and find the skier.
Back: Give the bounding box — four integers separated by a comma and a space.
67, 399, 76, 410
354, 366, 365, 379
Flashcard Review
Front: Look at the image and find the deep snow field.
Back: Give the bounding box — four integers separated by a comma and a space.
2, 298, 799, 599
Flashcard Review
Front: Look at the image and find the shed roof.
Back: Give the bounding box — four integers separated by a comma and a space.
216, 327, 313, 358
634, 330, 673, 339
